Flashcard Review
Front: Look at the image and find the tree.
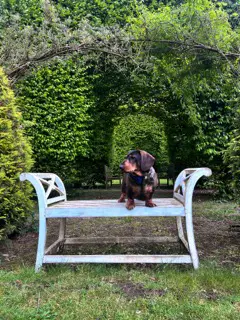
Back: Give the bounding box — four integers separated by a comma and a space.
0, 67, 33, 239
1, 0, 239, 195
127, 0, 239, 170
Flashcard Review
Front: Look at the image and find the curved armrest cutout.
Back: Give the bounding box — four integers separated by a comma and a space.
20, 173, 67, 208
174, 168, 212, 204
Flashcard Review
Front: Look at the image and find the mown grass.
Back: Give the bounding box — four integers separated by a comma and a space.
0, 263, 239, 320
194, 200, 239, 220
0, 200, 239, 320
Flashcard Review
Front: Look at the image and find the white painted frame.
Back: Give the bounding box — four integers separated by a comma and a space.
20, 168, 212, 272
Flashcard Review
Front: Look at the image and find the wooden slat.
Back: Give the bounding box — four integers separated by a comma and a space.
45, 177, 56, 199
179, 236, 189, 251
47, 195, 66, 205
43, 254, 192, 264
65, 236, 179, 245
46, 198, 185, 218
38, 177, 51, 186
174, 193, 185, 204
50, 198, 183, 208
51, 198, 183, 209
46, 206, 185, 218
45, 239, 65, 255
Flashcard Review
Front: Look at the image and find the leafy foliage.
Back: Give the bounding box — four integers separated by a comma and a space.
127, 1, 239, 173
0, 0, 44, 27
224, 104, 240, 198
17, 59, 95, 185
111, 114, 169, 173
0, 67, 33, 239
0, 0, 239, 198
54, 0, 140, 27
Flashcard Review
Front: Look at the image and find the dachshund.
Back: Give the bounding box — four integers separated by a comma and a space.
118, 150, 158, 210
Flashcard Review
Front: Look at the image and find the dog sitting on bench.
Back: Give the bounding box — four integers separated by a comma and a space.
118, 150, 158, 210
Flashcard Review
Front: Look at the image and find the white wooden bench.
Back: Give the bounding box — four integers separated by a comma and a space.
20, 167, 212, 272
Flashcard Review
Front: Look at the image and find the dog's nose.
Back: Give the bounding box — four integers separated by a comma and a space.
119, 164, 124, 170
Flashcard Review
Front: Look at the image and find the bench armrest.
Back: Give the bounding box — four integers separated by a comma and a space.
173, 168, 212, 206
20, 173, 67, 211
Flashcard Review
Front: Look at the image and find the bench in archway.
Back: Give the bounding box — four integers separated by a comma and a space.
20, 168, 212, 272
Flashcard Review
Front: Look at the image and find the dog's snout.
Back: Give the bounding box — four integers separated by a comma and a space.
119, 164, 124, 170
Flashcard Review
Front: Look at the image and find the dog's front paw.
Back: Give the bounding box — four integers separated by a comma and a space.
118, 198, 126, 203
118, 194, 126, 203
126, 199, 135, 210
145, 200, 157, 207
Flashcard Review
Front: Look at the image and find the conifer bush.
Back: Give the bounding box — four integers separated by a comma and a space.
0, 67, 33, 239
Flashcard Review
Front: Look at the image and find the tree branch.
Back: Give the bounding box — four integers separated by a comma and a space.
132, 38, 240, 59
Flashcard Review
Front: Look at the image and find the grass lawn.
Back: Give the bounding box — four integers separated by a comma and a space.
0, 199, 239, 320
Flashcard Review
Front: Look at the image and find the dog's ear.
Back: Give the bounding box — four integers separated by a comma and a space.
140, 150, 155, 172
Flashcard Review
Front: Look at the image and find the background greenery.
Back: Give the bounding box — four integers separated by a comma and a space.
111, 114, 169, 173
0, 67, 33, 239
0, 0, 239, 237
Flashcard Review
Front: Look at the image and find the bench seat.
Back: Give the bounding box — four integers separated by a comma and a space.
46, 198, 185, 218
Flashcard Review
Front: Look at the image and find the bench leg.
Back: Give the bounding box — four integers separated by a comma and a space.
185, 210, 199, 269
176, 217, 189, 251
35, 216, 47, 272
58, 218, 66, 252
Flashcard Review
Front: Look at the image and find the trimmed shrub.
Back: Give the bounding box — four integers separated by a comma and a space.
111, 114, 169, 173
0, 67, 33, 239
17, 59, 96, 186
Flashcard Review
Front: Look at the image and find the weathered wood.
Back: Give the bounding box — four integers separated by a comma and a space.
43, 254, 192, 264
51, 198, 182, 208
65, 236, 179, 245
45, 239, 65, 255
47, 195, 66, 205
46, 199, 185, 218
176, 217, 189, 251
173, 193, 185, 204
19, 167, 212, 272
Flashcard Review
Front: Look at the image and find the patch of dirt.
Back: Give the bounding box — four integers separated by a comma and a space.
0, 191, 239, 270
198, 289, 221, 301
117, 281, 166, 299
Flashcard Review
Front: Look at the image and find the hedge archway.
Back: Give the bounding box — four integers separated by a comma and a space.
111, 114, 169, 173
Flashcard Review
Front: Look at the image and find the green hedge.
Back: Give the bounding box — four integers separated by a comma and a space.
224, 106, 240, 199
17, 59, 98, 186
111, 114, 169, 173
0, 67, 33, 239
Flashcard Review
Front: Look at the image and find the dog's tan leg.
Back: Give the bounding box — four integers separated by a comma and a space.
144, 185, 157, 207
126, 199, 135, 210
145, 199, 157, 207
118, 193, 126, 203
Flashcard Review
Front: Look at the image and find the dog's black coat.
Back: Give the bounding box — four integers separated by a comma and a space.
118, 150, 158, 210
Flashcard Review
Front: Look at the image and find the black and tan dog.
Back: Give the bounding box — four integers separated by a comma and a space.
118, 150, 158, 210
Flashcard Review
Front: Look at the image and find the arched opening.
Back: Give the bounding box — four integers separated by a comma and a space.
110, 114, 169, 175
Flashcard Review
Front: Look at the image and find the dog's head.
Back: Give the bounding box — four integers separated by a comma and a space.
120, 150, 155, 173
